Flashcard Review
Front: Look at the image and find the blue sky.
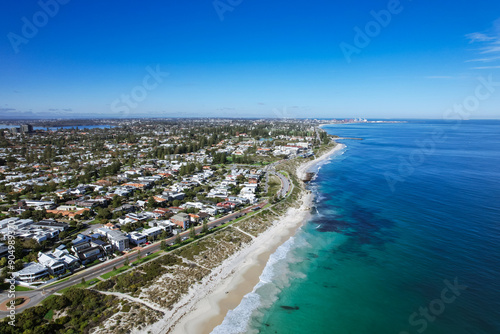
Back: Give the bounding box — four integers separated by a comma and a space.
1, 0, 500, 119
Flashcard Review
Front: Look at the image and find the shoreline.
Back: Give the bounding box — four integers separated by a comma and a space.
296, 142, 346, 181
172, 192, 313, 334
152, 143, 344, 334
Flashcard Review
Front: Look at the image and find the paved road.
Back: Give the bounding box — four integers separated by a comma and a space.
271, 171, 291, 198
0, 201, 267, 319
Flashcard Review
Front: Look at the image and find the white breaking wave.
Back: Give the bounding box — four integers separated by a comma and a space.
211, 236, 301, 334
309, 144, 347, 181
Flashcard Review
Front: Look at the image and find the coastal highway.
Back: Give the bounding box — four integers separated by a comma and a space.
0, 201, 267, 319
270, 171, 291, 198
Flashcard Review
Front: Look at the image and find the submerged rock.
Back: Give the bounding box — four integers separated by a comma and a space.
302, 172, 315, 182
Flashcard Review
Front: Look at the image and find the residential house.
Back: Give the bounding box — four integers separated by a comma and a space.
72, 242, 106, 265
152, 207, 171, 217
106, 230, 130, 251
31, 220, 68, 232
12, 262, 49, 283
91, 239, 113, 253
170, 213, 191, 229
71, 233, 92, 246
155, 220, 176, 234
128, 231, 147, 245
125, 212, 148, 222
200, 206, 219, 216
142, 226, 163, 239
37, 252, 66, 276
0, 242, 8, 258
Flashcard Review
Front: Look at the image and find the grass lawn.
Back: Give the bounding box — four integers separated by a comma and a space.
0, 283, 33, 291
165, 237, 197, 251
85, 258, 105, 269
59, 279, 100, 293
101, 265, 131, 279
279, 171, 289, 178
267, 175, 282, 197
44, 309, 54, 320
45, 276, 72, 288
131, 252, 161, 266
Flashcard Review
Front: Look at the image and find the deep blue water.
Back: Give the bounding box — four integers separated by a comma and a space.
213, 120, 500, 334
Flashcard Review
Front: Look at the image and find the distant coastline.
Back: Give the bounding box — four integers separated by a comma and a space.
319, 120, 406, 128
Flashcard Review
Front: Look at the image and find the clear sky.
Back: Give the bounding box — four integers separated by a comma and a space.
1, 0, 500, 119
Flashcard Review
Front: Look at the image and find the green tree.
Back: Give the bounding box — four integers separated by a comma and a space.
111, 195, 123, 208
124, 257, 129, 266
202, 221, 208, 234
189, 225, 196, 239
59, 231, 69, 240
96, 207, 111, 221
147, 196, 156, 208
14, 259, 24, 271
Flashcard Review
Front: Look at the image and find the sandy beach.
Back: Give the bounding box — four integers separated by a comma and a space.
146, 143, 345, 334
170, 192, 313, 334
296, 142, 346, 181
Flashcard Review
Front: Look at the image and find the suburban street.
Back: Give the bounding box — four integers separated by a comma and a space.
0, 200, 270, 318
0, 163, 290, 319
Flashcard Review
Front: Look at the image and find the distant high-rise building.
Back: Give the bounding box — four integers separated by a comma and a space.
20, 124, 33, 134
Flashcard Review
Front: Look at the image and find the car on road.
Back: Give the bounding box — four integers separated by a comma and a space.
89, 281, 97, 285
145, 252, 152, 256
145, 242, 150, 245
181, 237, 188, 241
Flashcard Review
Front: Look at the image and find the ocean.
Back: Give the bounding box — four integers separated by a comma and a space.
212, 120, 500, 334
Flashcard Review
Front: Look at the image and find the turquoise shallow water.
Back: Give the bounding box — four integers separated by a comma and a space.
212, 120, 500, 334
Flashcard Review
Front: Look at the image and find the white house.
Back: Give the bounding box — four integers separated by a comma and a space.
38, 253, 66, 276
142, 226, 163, 239
12, 262, 49, 283
106, 230, 130, 251
128, 231, 147, 245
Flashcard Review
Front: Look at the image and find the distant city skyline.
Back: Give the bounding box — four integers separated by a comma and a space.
1, 0, 500, 119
